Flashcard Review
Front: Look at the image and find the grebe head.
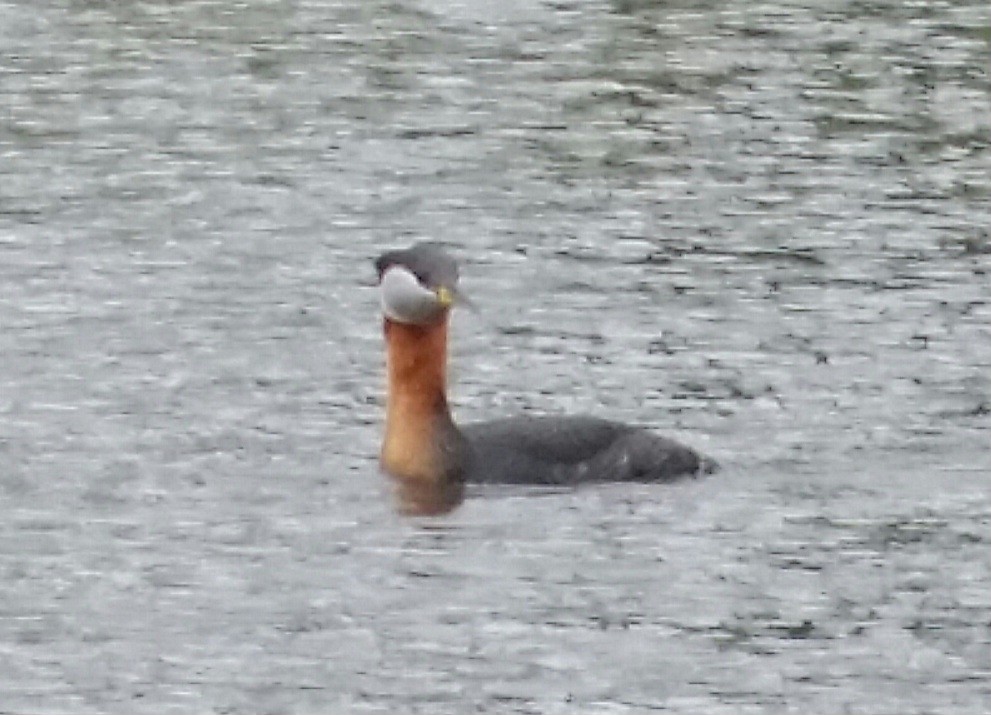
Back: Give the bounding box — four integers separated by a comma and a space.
374, 243, 460, 325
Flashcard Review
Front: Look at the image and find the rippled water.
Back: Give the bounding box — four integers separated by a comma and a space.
1, 0, 989, 712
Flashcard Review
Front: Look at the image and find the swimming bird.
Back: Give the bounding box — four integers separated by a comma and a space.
374, 243, 714, 514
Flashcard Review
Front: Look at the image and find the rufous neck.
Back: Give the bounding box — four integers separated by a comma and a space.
380, 315, 468, 515
380, 316, 456, 483
383, 316, 450, 420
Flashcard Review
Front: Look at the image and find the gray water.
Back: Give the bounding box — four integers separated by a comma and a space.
1, 0, 989, 711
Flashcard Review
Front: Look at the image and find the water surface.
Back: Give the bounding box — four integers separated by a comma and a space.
1, 0, 988, 711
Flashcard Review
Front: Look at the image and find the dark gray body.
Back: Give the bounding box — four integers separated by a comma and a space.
459, 416, 712, 485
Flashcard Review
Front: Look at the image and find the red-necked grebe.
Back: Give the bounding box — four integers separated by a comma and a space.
375, 243, 714, 514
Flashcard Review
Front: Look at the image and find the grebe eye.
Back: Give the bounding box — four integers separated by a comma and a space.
412, 270, 428, 285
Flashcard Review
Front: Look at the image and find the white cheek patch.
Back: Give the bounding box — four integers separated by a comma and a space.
380, 266, 441, 325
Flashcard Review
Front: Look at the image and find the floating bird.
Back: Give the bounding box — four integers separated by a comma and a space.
374, 243, 714, 514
